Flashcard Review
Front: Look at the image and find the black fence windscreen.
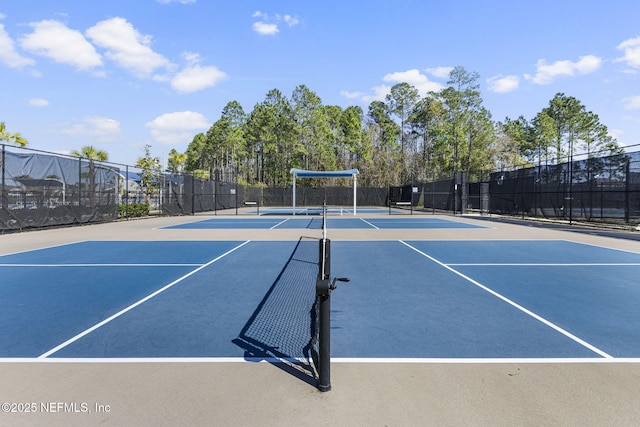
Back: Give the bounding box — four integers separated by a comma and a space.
1, 146, 119, 231
0, 145, 248, 231
161, 175, 244, 215
489, 153, 640, 223
422, 179, 458, 212
258, 186, 387, 208
5, 143, 639, 231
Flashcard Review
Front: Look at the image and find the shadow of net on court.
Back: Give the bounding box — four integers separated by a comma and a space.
233, 237, 321, 386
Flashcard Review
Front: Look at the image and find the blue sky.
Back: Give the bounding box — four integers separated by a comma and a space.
1, 0, 639, 166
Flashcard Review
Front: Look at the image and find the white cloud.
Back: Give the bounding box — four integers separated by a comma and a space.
524, 54, 602, 85
341, 86, 389, 103
171, 64, 227, 93
170, 51, 227, 93
61, 116, 121, 140
341, 69, 444, 104
146, 111, 209, 145
425, 66, 453, 79
368, 85, 392, 102
340, 90, 366, 100
623, 95, 640, 110
86, 17, 173, 79
0, 24, 35, 68
253, 22, 279, 36
28, 98, 50, 107
609, 128, 624, 141
382, 69, 445, 95
615, 36, 640, 71
251, 11, 301, 35
182, 51, 201, 65
19, 20, 102, 71
283, 15, 300, 27
487, 74, 519, 93
156, 0, 196, 3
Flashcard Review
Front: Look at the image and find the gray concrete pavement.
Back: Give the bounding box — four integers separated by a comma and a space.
2, 213, 640, 426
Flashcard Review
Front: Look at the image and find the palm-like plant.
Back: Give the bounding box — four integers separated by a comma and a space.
0, 122, 28, 147
71, 145, 108, 162
71, 146, 109, 208
168, 149, 188, 174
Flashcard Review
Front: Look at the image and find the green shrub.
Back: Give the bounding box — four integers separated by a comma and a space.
118, 203, 149, 218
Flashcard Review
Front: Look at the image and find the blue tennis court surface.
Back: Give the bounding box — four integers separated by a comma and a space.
2, 239, 640, 360
163, 216, 485, 230
256, 207, 387, 215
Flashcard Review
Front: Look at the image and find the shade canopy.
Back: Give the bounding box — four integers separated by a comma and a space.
290, 168, 359, 178
289, 168, 359, 215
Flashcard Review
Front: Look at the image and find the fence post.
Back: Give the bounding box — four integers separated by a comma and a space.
78, 157, 82, 210
625, 157, 631, 224
411, 173, 414, 215
191, 174, 196, 215
453, 172, 458, 215
1, 145, 6, 211
520, 168, 525, 220
125, 165, 129, 219
481, 183, 489, 216
569, 156, 574, 225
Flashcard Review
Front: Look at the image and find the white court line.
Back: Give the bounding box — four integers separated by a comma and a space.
564, 239, 640, 255
448, 263, 640, 267
37, 240, 252, 359
358, 218, 379, 229
332, 357, 640, 363
331, 357, 640, 364
0, 263, 203, 267
0, 240, 88, 257
271, 218, 290, 229
399, 240, 614, 359
3, 357, 640, 363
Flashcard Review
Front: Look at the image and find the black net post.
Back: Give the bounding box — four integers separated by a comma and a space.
316, 237, 331, 392
316, 285, 331, 392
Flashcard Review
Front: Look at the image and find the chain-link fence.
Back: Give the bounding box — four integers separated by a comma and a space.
389, 150, 640, 225
488, 152, 640, 224
4, 144, 640, 231
159, 173, 246, 215
0, 145, 246, 232
255, 186, 387, 208
1, 145, 119, 231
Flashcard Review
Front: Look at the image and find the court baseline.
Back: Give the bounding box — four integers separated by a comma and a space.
399, 240, 612, 358
37, 241, 251, 358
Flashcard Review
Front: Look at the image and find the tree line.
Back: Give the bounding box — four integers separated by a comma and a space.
3, 64, 622, 189
176, 66, 621, 188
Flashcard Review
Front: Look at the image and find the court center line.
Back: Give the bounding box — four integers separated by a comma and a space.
358, 218, 379, 229
270, 218, 290, 229
37, 240, 252, 359
399, 240, 614, 359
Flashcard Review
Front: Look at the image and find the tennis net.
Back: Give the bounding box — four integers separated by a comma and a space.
233, 235, 323, 379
